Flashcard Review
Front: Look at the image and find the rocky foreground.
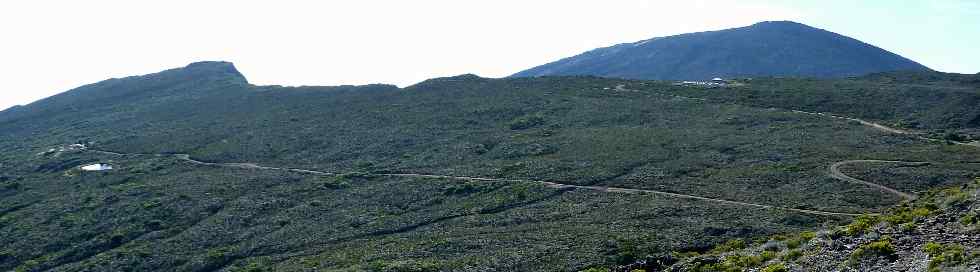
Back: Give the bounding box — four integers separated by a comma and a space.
610, 178, 979, 272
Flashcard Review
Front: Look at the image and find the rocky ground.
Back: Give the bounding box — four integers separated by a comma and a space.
614, 178, 980, 272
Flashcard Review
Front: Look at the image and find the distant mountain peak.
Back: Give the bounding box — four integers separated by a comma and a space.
185, 60, 237, 70
444, 74, 485, 80
179, 61, 247, 83
512, 21, 930, 80
751, 20, 807, 26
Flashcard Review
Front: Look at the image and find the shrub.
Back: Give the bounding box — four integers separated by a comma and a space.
722, 254, 764, 268
845, 214, 879, 236
671, 251, 700, 259
109, 232, 126, 246
690, 254, 765, 271
944, 132, 966, 142
960, 212, 977, 226
782, 249, 803, 261
798, 231, 816, 242
761, 263, 788, 272
923, 242, 971, 271
144, 220, 165, 230
849, 239, 897, 264
234, 261, 269, 272
710, 239, 746, 254
321, 176, 350, 189
760, 250, 778, 262
883, 207, 931, 226
785, 238, 802, 249
939, 187, 970, 207
443, 182, 484, 195
508, 114, 545, 130
142, 199, 162, 209
922, 242, 944, 256
899, 222, 916, 233
1, 181, 20, 191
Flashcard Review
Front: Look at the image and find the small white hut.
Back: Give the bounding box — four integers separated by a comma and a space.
81, 163, 113, 171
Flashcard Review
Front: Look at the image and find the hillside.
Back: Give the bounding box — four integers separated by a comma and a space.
651, 179, 980, 272
511, 21, 930, 80
644, 71, 980, 139
1, 62, 977, 271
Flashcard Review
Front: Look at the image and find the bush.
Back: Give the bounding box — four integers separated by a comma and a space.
508, 114, 545, 130
321, 176, 351, 189
938, 187, 970, 207
760, 251, 778, 262
782, 249, 803, 261
899, 222, 916, 232
730, 254, 764, 267
234, 261, 269, 272
785, 238, 802, 249
1, 181, 20, 191
923, 242, 971, 271
690, 254, 764, 271
922, 242, 944, 256
849, 239, 897, 264
883, 207, 930, 226
710, 239, 746, 254
443, 182, 484, 195
845, 214, 880, 236
761, 263, 788, 272
944, 132, 966, 142
961, 212, 977, 225
798, 231, 816, 242
144, 220, 165, 230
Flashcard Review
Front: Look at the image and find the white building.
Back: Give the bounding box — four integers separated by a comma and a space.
81, 163, 113, 171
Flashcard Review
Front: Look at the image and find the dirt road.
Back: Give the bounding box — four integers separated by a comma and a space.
828, 160, 921, 200
85, 88, 968, 218
89, 148, 866, 217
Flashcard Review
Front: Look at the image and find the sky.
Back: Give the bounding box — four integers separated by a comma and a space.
1, 0, 978, 110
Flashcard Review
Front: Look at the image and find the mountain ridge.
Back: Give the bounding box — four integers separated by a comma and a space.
511, 21, 931, 80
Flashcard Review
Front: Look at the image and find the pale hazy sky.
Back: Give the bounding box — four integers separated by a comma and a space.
1, 0, 977, 110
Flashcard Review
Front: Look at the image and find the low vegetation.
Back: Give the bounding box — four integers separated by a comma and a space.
848, 238, 897, 264
922, 242, 976, 271
1, 63, 978, 271
662, 178, 980, 271
645, 71, 980, 139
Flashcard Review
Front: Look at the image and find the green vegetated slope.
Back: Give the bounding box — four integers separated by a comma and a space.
661, 178, 980, 272
647, 71, 980, 138
1, 62, 978, 271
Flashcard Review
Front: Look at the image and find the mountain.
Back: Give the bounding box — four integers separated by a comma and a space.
512, 21, 931, 80
1, 62, 978, 271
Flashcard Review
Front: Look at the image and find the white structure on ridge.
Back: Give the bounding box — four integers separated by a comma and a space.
81, 163, 113, 171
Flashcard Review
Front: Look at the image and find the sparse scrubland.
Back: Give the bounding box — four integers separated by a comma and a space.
1, 62, 977, 271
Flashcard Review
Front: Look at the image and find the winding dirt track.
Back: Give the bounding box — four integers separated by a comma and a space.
89, 149, 864, 217
84, 87, 980, 218
828, 160, 922, 200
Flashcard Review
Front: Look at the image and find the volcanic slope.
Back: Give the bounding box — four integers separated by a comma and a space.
1, 62, 977, 271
